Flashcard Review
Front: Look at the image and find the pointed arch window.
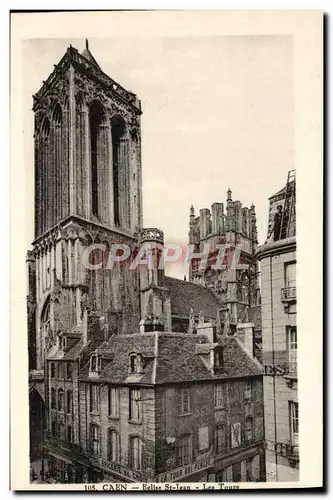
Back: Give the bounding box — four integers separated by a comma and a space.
111, 116, 127, 227
89, 100, 107, 218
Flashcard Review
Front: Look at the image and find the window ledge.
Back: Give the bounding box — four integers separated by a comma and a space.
90, 411, 100, 416
128, 420, 142, 426
214, 406, 226, 411
178, 413, 193, 418
108, 415, 120, 421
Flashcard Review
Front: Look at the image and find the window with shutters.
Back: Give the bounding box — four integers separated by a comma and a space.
177, 434, 192, 466
130, 436, 142, 471
214, 384, 224, 408
108, 386, 119, 418
90, 424, 100, 455
90, 384, 99, 413
289, 401, 299, 446
129, 388, 141, 422
178, 386, 191, 415
108, 429, 120, 462
214, 425, 226, 455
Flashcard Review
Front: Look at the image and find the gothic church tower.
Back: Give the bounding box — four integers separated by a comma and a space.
27, 41, 142, 372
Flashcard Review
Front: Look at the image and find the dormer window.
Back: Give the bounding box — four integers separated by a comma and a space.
129, 353, 142, 374
89, 352, 101, 376
130, 354, 137, 373
61, 337, 67, 352
214, 347, 223, 368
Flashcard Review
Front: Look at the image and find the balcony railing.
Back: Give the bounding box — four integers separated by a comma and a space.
281, 287, 296, 300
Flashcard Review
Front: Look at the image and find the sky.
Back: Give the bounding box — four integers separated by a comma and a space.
23, 36, 294, 278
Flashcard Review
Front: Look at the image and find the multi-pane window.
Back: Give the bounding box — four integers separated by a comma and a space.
90, 424, 100, 454
178, 386, 190, 414
245, 417, 253, 441
129, 389, 141, 422
214, 425, 226, 455
130, 436, 142, 471
289, 401, 299, 446
108, 387, 119, 417
50, 388, 56, 410
244, 381, 252, 400
285, 262, 296, 288
108, 429, 119, 462
57, 388, 64, 412
214, 384, 224, 408
177, 434, 192, 466
90, 384, 99, 413
288, 326, 297, 375
66, 390, 72, 413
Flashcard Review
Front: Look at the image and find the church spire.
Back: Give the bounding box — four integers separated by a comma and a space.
81, 39, 101, 70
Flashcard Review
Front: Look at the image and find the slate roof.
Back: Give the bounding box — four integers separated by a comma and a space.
164, 276, 222, 320
78, 331, 263, 385
78, 334, 156, 385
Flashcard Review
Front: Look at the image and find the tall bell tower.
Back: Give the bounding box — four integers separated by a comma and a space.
28, 40, 142, 371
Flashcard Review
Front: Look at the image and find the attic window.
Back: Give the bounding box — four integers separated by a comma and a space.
90, 352, 101, 374
129, 353, 142, 374
61, 337, 67, 351
129, 354, 137, 373
214, 347, 223, 369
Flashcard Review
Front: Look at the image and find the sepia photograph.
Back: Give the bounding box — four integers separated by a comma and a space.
10, 10, 323, 491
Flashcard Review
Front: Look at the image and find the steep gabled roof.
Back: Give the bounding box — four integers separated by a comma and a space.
164, 276, 222, 320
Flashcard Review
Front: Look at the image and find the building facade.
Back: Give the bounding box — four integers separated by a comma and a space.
27, 41, 266, 484
256, 170, 298, 482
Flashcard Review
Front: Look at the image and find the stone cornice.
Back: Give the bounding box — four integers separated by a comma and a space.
255, 236, 296, 260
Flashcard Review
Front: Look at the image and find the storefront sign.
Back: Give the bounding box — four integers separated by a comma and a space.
96, 458, 148, 483
154, 454, 214, 483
